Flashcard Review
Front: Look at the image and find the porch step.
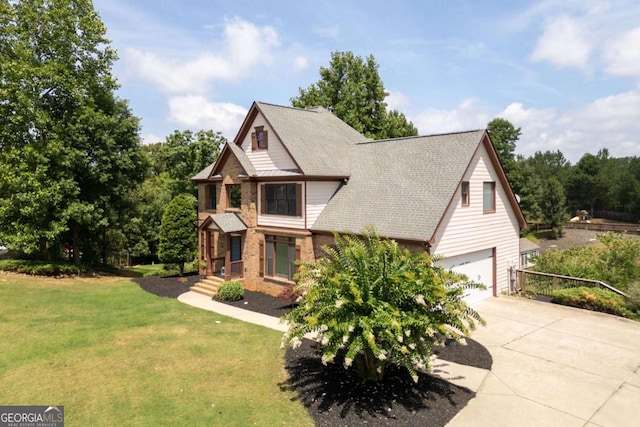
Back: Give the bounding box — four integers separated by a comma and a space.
190, 276, 224, 298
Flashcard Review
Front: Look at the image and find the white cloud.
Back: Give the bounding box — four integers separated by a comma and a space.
530, 15, 593, 69
603, 27, 640, 79
560, 90, 640, 133
167, 96, 248, 138
140, 133, 164, 145
123, 17, 280, 94
495, 91, 640, 161
409, 93, 640, 163
385, 90, 411, 112
293, 56, 309, 72
412, 99, 492, 135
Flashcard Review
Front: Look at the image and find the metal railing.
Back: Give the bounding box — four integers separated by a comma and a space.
516, 269, 629, 299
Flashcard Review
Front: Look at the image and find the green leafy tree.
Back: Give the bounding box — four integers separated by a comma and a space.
282, 228, 485, 383
158, 194, 197, 275
539, 177, 568, 237
120, 174, 173, 262
154, 130, 224, 196
0, 0, 147, 263
291, 51, 417, 140
487, 118, 522, 193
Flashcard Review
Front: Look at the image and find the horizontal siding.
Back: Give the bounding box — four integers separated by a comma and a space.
240, 114, 297, 171
257, 182, 306, 229
431, 144, 520, 295
306, 181, 341, 228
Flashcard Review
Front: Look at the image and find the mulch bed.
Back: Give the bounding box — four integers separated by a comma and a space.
136, 274, 492, 427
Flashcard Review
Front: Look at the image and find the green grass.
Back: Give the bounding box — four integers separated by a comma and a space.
0, 273, 312, 426
125, 263, 171, 276
125, 263, 198, 277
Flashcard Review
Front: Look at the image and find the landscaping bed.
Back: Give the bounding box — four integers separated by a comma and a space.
137, 275, 493, 427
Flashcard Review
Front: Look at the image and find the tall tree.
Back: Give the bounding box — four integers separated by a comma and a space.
154, 129, 224, 197
158, 194, 197, 275
540, 177, 568, 237
487, 118, 522, 193
291, 51, 417, 140
0, 0, 147, 262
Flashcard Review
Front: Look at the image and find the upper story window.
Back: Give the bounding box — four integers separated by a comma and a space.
461, 181, 470, 207
261, 183, 302, 216
227, 184, 241, 209
251, 126, 268, 150
483, 182, 495, 213
206, 184, 217, 210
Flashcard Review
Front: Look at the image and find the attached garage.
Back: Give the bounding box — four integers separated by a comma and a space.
439, 248, 495, 305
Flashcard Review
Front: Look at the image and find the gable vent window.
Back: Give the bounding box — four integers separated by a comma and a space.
251, 126, 268, 150
461, 181, 470, 207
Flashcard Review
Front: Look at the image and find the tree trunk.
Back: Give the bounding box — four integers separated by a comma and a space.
356, 347, 385, 382
72, 225, 80, 265
102, 227, 108, 265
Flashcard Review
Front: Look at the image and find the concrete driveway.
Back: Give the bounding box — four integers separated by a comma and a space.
447, 297, 640, 427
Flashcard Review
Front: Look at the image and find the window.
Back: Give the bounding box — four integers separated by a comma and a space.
251, 126, 268, 150
263, 235, 298, 281
461, 181, 469, 207
227, 184, 241, 209
483, 182, 495, 213
207, 184, 217, 210
261, 183, 302, 216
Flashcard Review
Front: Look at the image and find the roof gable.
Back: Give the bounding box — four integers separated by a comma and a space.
235, 102, 368, 176
311, 130, 518, 241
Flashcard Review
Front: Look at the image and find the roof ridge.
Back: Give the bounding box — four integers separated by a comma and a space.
356, 129, 486, 145
256, 101, 323, 113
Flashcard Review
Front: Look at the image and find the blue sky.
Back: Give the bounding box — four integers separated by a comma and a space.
93, 0, 640, 163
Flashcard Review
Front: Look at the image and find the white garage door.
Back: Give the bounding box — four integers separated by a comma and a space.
441, 249, 494, 305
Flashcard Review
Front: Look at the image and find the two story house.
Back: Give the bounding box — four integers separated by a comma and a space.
191, 101, 526, 304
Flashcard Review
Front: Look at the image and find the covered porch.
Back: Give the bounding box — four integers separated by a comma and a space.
199, 213, 248, 281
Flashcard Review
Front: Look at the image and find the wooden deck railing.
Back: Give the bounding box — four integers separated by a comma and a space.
564, 222, 640, 235
516, 269, 629, 299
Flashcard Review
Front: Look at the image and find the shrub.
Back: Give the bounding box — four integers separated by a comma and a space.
282, 227, 485, 383
217, 281, 244, 301
532, 232, 640, 291
625, 282, 640, 313
550, 286, 635, 318
0, 260, 85, 276
277, 283, 303, 303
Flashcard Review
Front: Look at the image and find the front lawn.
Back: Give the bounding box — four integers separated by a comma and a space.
0, 273, 312, 426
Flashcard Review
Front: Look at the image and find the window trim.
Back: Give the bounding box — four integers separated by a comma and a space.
461, 181, 470, 207
262, 235, 300, 282
251, 126, 268, 151
483, 181, 496, 213
260, 183, 302, 217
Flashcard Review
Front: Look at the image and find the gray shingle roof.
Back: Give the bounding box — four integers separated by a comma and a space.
204, 213, 247, 233
226, 142, 256, 176
519, 238, 540, 253
311, 130, 486, 242
191, 163, 214, 181
257, 102, 368, 176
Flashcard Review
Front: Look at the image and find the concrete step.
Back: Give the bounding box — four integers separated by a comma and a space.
190, 276, 227, 298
